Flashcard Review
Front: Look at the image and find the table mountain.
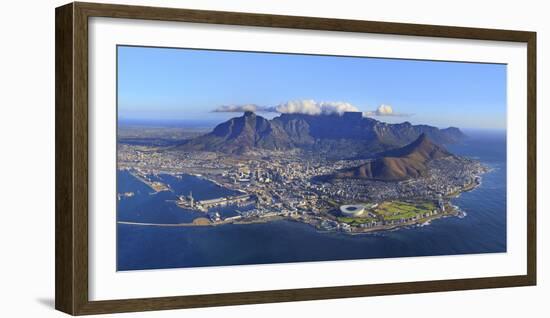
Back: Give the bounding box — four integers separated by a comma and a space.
178, 111, 465, 155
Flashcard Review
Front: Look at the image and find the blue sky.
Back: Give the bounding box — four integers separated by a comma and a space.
118, 46, 507, 130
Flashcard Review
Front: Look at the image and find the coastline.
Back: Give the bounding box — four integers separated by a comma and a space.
118, 173, 483, 234
118, 157, 488, 235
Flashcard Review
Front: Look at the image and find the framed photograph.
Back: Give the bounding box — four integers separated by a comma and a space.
55, 2, 536, 315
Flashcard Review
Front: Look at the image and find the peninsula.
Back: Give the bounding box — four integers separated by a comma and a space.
117, 111, 487, 234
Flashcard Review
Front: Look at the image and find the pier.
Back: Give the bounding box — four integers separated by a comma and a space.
198, 194, 251, 209
177, 193, 253, 211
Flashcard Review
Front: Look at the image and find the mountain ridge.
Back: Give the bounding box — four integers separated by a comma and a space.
178, 111, 465, 156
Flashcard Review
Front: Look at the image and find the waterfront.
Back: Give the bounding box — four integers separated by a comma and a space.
117, 131, 506, 271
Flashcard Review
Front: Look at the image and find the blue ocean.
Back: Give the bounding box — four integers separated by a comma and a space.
117, 131, 506, 271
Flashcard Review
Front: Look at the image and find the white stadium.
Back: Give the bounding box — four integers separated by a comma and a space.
339, 204, 366, 217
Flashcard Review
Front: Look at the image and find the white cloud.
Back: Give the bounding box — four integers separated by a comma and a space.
363, 104, 411, 117
213, 100, 360, 115
275, 100, 359, 115
213, 100, 410, 117
212, 104, 265, 113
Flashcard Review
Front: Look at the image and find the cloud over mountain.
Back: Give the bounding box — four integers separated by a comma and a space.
213, 100, 359, 115
213, 100, 411, 118
363, 104, 411, 117
212, 104, 265, 113
274, 100, 359, 115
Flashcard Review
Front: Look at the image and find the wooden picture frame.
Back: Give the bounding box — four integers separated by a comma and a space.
55, 2, 536, 315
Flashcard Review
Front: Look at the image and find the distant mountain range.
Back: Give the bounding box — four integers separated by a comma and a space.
178, 111, 465, 157
333, 133, 452, 181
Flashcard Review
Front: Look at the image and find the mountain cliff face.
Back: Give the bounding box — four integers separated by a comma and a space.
181, 111, 291, 153
178, 111, 465, 155
334, 134, 452, 181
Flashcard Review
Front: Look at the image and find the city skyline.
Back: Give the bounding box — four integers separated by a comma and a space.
118, 45, 507, 130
